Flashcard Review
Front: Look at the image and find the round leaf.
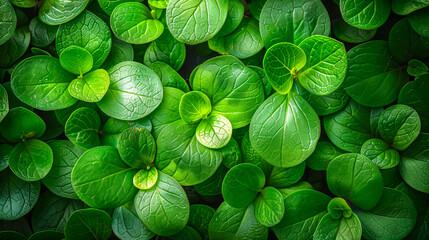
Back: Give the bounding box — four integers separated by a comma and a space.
263, 42, 306, 94
220, 137, 242, 169
9, 139, 53, 181
216, 0, 244, 37
179, 91, 212, 124
56, 10, 112, 69
0, 27, 31, 68
196, 114, 232, 149
260, 0, 331, 47
267, 162, 306, 188
133, 167, 158, 190
224, 18, 264, 59
408, 7, 429, 38
342, 40, 408, 107
118, 127, 156, 168
340, 0, 391, 30
0, 107, 46, 142
0, 144, 13, 172
188, 204, 215, 239
378, 104, 421, 151
134, 171, 190, 236
68, 69, 110, 102
59, 45, 93, 75
407, 59, 428, 76
333, 18, 377, 44
221, 163, 266, 208
327, 198, 352, 220
326, 153, 383, 210
254, 187, 285, 227
149, 61, 190, 92
29, 17, 58, 47
11, 56, 78, 111
97, 61, 163, 121
112, 202, 155, 240
0, 0, 17, 45
0, 84, 8, 123
42, 140, 85, 199
313, 213, 362, 240
361, 138, 400, 169
39, 0, 90, 25
166, 0, 229, 44
71, 146, 139, 208
110, 2, 164, 44
250, 92, 320, 168
306, 141, 346, 171
64, 209, 112, 240
65, 107, 101, 150
297, 35, 347, 96
0, 169, 40, 220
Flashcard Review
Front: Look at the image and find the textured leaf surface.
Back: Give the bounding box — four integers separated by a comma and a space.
340, 0, 391, 30
134, 171, 189, 236
149, 62, 190, 92
59, 46, 93, 75
179, 91, 212, 124
313, 213, 362, 240
39, 0, 90, 25
133, 167, 158, 190
254, 187, 285, 227
64, 209, 111, 240
361, 138, 400, 169
65, 107, 101, 150
29, 17, 58, 47
68, 69, 110, 102
333, 18, 377, 44
224, 18, 264, 59
0, 27, 31, 68
144, 30, 186, 70
118, 127, 156, 168
0, 0, 17, 45
196, 115, 232, 149
0, 107, 46, 142
112, 202, 155, 240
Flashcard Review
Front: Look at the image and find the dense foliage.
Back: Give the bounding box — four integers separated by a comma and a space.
0, 0, 428, 239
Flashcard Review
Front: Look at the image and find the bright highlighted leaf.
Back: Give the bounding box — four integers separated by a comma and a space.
196, 115, 232, 149
263, 42, 306, 94
111, 2, 164, 44
59, 45, 93, 75
68, 69, 110, 102
222, 163, 265, 208
133, 167, 158, 190
254, 187, 285, 227
39, 0, 90, 25
118, 127, 156, 168
340, 0, 391, 30
179, 91, 212, 124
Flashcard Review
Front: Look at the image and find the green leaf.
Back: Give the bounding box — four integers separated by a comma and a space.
361, 138, 400, 169
254, 187, 285, 227
297, 35, 347, 95
133, 167, 158, 190
11, 55, 78, 110
0, 84, 8, 123
0, 231, 26, 240
263, 42, 306, 94
249, 92, 320, 168
56, 10, 112, 69
220, 137, 242, 169
409, 7, 429, 38
354, 188, 417, 240
39, 0, 90, 25
333, 18, 377, 44
388, 18, 429, 64
327, 153, 384, 210
196, 115, 232, 149
144, 29, 186, 71
64, 208, 112, 240
189, 204, 215, 239
0, 169, 40, 220
42, 140, 85, 199
134, 171, 190, 236
216, 0, 244, 37
68, 69, 110, 102
9, 139, 53, 181
224, 18, 264, 59
158, 226, 202, 240
101, 117, 152, 148
340, 0, 391, 30
408, 59, 428, 76
97, 61, 163, 121
148, 0, 168, 9
118, 127, 156, 168
306, 141, 346, 171
398, 74, 429, 132
313, 213, 362, 240
149, 61, 190, 92
65, 107, 101, 150
155, 120, 223, 185
27, 230, 64, 240
71, 146, 138, 208
208, 202, 268, 240
343, 40, 408, 107
327, 198, 352, 219
378, 104, 421, 151
54, 101, 96, 125
248, 0, 267, 21
392, 0, 429, 15
0, 107, 46, 142
272, 189, 331, 240
166, 0, 229, 44
0, 27, 31, 68
112, 202, 155, 240
194, 165, 227, 196
248, 65, 272, 98
111, 2, 164, 44
148, 87, 184, 138
399, 133, 429, 194
260, 0, 331, 47
323, 100, 377, 153
101, 36, 134, 71
97, 0, 143, 15
0, 0, 17, 45
221, 163, 265, 208
0, 144, 13, 172
59, 45, 93, 75
267, 162, 306, 188
179, 91, 212, 124
241, 132, 273, 177
192, 55, 265, 128
29, 17, 58, 47
31, 191, 85, 232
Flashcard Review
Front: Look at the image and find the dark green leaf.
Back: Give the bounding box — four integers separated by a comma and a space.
64, 208, 112, 240
0, 0, 17, 45
65, 107, 101, 150
149, 61, 190, 92
0, 107, 46, 142
0, 27, 31, 68
339, 0, 391, 30
333, 18, 377, 43
189, 204, 215, 240
29, 17, 58, 47
118, 127, 156, 168
112, 202, 155, 240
